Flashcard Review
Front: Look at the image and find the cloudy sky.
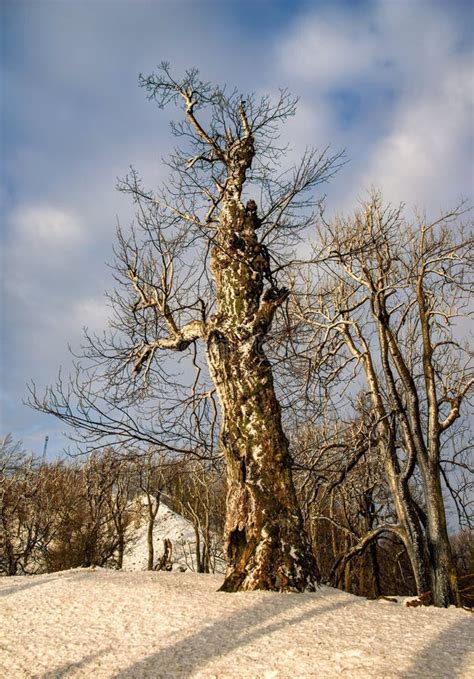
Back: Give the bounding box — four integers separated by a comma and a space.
1, 0, 473, 458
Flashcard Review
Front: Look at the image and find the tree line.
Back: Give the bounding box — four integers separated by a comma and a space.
0, 435, 224, 577
1, 432, 472, 607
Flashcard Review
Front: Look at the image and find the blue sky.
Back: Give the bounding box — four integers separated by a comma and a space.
1, 0, 473, 458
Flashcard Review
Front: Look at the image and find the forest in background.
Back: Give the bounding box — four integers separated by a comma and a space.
1, 433, 472, 608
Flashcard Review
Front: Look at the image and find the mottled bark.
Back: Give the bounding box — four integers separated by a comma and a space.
116, 79, 326, 592
205, 130, 318, 591
208, 334, 319, 591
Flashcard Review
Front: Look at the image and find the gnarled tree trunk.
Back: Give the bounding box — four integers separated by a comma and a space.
208, 335, 318, 591
205, 127, 318, 591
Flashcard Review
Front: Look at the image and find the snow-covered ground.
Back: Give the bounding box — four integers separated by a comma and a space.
1, 569, 472, 678
122, 501, 225, 574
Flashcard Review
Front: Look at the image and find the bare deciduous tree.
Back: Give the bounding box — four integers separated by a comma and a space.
295, 193, 473, 606
0, 436, 72, 575
30, 65, 343, 591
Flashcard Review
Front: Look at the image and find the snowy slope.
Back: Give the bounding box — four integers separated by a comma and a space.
122, 500, 225, 574
1, 568, 472, 678
122, 500, 203, 572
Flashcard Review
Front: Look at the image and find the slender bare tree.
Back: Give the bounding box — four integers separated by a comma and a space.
104, 452, 135, 569
290, 407, 392, 597
295, 192, 473, 606
132, 448, 171, 571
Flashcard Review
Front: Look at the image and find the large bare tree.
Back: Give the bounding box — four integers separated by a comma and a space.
31, 65, 342, 591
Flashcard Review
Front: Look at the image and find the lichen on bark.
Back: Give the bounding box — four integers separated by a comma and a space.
205, 146, 319, 590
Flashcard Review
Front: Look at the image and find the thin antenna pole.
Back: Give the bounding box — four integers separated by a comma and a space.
42, 435, 49, 464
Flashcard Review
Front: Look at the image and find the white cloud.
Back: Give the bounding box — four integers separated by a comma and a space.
2, 204, 90, 310
361, 55, 473, 208
273, 1, 473, 213
72, 296, 111, 334
278, 10, 377, 88
10, 205, 86, 248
